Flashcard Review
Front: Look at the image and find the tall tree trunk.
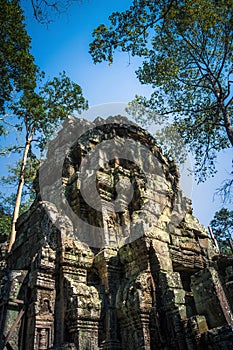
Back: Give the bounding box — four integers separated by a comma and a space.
8, 130, 34, 253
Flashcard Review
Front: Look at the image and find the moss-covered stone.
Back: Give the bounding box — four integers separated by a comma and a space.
1, 116, 232, 349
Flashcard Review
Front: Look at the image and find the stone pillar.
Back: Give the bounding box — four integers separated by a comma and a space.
94, 248, 122, 350
116, 239, 157, 350
25, 244, 56, 350
61, 236, 101, 350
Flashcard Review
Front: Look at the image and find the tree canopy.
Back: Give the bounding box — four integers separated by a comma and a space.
0, 0, 36, 124
4, 69, 88, 252
0, 200, 12, 237
1, 0, 88, 251
210, 208, 233, 254
90, 0, 233, 181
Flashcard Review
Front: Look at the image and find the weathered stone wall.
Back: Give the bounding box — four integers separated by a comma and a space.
0, 116, 232, 349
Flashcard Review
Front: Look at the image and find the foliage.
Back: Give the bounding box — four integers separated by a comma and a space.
0, 156, 38, 236
1, 68, 88, 153
210, 208, 233, 254
0, 199, 12, 236
0, 192, 33, 236
125, 100, 188, 164
1, 0, 88, 250
0, 0, 36, 125
2, 68, 88, 251
90, 0, 233, 182
1, 155, 39, 198
11, 70, 88, 148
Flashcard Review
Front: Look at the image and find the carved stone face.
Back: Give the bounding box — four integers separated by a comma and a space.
62, 121, 180, 250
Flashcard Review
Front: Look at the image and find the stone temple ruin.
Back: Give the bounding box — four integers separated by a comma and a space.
0, 116, 233, 349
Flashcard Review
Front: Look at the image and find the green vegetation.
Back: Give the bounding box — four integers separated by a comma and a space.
0, 0, 88, 251
90, 0, 233, 182
210, 208, 233, 254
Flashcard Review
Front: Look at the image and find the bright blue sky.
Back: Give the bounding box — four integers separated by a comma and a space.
22, 0, 153, 105
2, 0, 232, 226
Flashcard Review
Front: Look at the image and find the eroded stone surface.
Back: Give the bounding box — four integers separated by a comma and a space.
0, 116, 232, 349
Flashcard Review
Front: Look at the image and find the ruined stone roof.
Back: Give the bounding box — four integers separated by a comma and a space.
1, 116, 233, 350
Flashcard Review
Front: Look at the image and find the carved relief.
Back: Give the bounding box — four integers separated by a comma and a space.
0, 116, 233, 349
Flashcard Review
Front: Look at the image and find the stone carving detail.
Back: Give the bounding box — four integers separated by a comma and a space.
0, 116, 232, 349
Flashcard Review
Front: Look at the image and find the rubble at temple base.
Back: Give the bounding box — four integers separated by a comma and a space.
0, 116, 233, 349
